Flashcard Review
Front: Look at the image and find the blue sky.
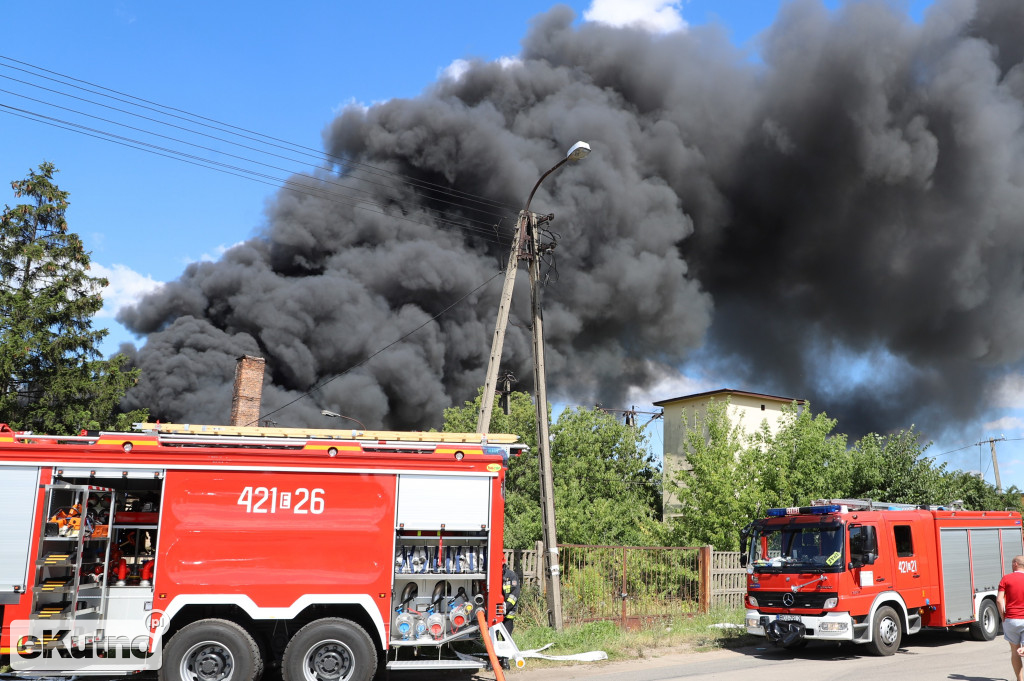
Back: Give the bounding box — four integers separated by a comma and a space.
4, 0, 1016, 490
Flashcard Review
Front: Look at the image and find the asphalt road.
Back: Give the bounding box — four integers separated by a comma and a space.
474, 630, 1017, 681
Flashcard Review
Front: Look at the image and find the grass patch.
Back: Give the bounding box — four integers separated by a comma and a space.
498, 591, 755, 667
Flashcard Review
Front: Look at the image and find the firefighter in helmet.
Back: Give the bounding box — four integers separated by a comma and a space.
502, 561, 521, 634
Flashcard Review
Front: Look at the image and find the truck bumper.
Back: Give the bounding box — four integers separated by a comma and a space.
745, 609, 855, 642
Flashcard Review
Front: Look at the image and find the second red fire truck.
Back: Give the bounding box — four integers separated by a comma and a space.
743, 498, 1023, 654
0, 422, 524, 680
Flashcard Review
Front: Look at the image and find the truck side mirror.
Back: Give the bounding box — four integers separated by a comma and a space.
740, 554, 747, 567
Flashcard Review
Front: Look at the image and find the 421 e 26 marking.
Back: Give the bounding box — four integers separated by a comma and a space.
237, 486, 325, 514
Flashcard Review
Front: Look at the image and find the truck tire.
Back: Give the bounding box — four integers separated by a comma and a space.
282, 618, 376, 681
970, 599, 1000, 641
866, 606, 902, 656
160, 619, 264, 681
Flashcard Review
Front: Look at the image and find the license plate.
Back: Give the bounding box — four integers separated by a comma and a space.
777, 614, 801, 622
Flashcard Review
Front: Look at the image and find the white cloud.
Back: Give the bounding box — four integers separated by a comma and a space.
184, 241, 247, 265
331, 96, 369, 117
90, 263, 163, 318
982, 416, 1024, 433
989, 373, 1024, 408
584, 0, 688, 34
440, 56, 523, 84
442, 59, 471, 82
625, 363, 712, 408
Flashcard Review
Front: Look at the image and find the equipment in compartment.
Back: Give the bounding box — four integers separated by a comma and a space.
49, 475, 162, 589
392, 579, 476, 642
391, 530, 490, 644
394, 543, 486, 575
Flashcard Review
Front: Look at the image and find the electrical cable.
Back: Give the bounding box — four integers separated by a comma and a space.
0, 104, 511, 248
0, 56, 521, 214
0, 74, 514, 227
0, 88, 507, 241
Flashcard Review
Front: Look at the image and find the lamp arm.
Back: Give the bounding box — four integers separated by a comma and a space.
523, 157, 569, 215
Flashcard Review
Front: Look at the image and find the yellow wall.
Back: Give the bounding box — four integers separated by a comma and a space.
659, 391, 798, 519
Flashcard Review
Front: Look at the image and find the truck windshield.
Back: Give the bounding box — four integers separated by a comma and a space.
746, 521, 844, 573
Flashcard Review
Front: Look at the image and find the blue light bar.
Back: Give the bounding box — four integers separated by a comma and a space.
766, 504, 842, 517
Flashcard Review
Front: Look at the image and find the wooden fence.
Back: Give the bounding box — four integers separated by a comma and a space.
503, 544, 745, 627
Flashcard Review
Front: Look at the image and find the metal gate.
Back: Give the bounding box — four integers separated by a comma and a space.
558, 544, 708, 627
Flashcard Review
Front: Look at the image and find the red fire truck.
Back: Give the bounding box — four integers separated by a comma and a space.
742, 498, 1024, 655
0, 422, 523, 680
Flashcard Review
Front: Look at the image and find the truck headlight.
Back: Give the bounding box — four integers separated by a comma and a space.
746, 616, 761, 628
748, 596, 758, 607
824, 597, 838, 609
818, 621, 848, 632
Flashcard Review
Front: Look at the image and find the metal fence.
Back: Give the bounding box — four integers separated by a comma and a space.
504, 544, 743, 627
558, 544, 708, 628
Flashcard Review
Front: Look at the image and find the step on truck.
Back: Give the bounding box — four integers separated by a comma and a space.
0, 422, 525, 680
742, 498, 1023, 655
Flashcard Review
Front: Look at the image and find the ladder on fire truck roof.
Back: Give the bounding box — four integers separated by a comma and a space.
133, 422, 521, 445
813, 498, 965, 511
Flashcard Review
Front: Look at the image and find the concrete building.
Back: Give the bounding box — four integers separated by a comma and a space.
654, 388, 802, 520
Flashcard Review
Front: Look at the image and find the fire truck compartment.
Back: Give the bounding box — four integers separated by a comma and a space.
0, 466, 40, 603
396, 475, 491, 530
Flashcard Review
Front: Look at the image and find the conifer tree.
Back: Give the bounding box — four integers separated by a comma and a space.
0, 162, 146, 433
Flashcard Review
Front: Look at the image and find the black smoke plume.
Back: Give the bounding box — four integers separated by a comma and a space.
119, 0, 1024, 439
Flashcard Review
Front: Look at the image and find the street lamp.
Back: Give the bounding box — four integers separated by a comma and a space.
477, 141, 591, 432
320, 409, 366, 431
477, 140, 591, 631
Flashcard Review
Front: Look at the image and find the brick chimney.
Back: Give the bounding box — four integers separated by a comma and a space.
230, 355, 266, 427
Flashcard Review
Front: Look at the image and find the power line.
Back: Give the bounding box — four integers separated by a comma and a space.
1, 104, 511, 247
0, 74, 514, 229
0, 56, 521, 217
935, 435, 1024, 458
0, 88, 508, 243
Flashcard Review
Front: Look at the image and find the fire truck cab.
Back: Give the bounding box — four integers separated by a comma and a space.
742, 499, 1023, 655
0, 422, 524, 680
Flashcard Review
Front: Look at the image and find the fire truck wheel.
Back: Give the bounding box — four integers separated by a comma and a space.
969, 599, 1000, 641
867, 606, 902, 656
282, 618, 375, 681
160, 619, 264, 681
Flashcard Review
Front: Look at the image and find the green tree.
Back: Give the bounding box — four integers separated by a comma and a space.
551, 406, 663, 546
847, 429, 1024, 512
846, 428, 946, 504
748, 402, 851, 508
669, 398, 1018, 552
670, 400, 848, 550
668, 400, 751, 550
443, 390, 663, 548
0, 163, 147, 433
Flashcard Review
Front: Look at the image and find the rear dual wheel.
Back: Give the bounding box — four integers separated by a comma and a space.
282, 618, 376, 681
160, 619, 263, 681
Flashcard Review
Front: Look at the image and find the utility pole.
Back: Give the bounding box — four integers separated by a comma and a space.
498, 370, 517, 415
986, 436, 1005, 494
527, 210, 564, 631
475, 141, 590, 631
476, 219, 524, 434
